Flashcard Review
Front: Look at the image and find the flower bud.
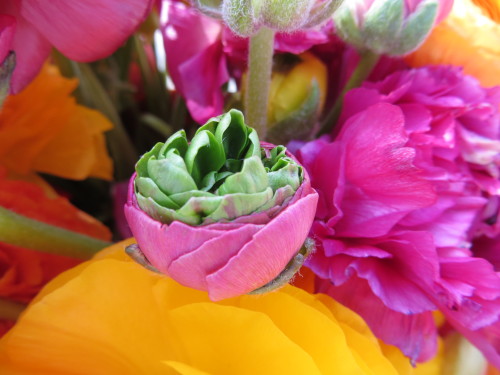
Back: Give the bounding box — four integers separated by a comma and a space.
197, 0, 344, 36
125, 109, 318, 301
267, 52, 327, 144
334, 0, 451, 56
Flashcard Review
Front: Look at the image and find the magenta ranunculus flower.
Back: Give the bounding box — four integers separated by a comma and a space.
125, 110, 318, 301
298, 66, 500, 365
0, 0, 153, 93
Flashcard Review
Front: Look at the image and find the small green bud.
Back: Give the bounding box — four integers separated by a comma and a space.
334, 0, 439, 56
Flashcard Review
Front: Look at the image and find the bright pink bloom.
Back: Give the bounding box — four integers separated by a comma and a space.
125, 143, 318, 301
298, 66, 500, 365
0, 0, 153, 93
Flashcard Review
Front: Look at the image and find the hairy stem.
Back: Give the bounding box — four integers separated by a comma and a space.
0, 207, 111, 259
318, 50, 380, 136
244, 27, 276, 140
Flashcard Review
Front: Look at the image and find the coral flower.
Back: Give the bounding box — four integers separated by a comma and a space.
407, 0, 500, 86
0, 64, 113, 181
0, 166, 111, 305
0, 0, 153, 93
0, 239, 406, 375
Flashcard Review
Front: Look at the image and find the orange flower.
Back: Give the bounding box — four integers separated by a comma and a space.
0, 240, 413, 375
0, 63, 113, 180
0, 166, 111, 305
406, 0, 500, 87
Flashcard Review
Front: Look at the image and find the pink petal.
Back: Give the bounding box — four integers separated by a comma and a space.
0, 14, 15, 64
0, 2, 51, 94
335, 103, 436, 237
206, 191, 318, 301
20, 0, 153, 61
167, 224, 262, 290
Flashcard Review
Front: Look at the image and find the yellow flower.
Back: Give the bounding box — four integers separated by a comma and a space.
406, 0, 500, 87
0, 239, 406, 375
0, 64, 113, 181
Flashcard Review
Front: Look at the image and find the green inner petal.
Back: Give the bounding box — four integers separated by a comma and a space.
159, 129, 188, 158
217, 156, 269, 195
205, 188, 274, 222
147, 153, 197, 195
184, 130, 225, 186
135, 177, 180, 209
169, 190, 216, 207
136, 142, 164, 177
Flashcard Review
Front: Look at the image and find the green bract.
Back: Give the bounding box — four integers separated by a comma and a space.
134, 109, 303, 225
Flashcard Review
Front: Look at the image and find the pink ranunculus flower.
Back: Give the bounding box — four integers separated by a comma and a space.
0, 0, 154, 94
125, 110, 318, 301
299, 65, 500, 366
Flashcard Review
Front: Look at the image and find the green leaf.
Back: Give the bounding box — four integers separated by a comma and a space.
135, 177, 180, 209
215, 109, 249, 159
244, 128, 261, 158
159, 129, 188, 158
176, 195, 224, 221
147, 151, 198, 195
184, 130, 226, 185
206, 188, 274, 221
268, 163, 302, 191
136, 142, 164, 177
217, 156, 269, 195
169, 190, 216, 207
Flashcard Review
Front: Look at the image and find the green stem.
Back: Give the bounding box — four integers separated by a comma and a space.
0, 207, 111, 259
0, 298, 25, 321
244, 27, 275, 141
318, 50, 380, 136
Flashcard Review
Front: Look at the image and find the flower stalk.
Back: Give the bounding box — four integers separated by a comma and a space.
244, 26, 276, 140
0, 207, 111, 259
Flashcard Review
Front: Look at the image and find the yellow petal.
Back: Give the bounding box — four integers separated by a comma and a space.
0, 240, 404, 375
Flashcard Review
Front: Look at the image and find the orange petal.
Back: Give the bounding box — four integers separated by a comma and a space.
0, 240, 402, 375
0, 63, 113, 180
407, 0, 500, 87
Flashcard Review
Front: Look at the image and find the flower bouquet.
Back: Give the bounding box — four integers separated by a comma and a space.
0, 0, 499, 373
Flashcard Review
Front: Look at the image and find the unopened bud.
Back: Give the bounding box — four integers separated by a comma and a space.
201, 0, 345, 36
334, 0, 441, 56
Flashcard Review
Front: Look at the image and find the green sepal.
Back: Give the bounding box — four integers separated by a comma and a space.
363, 0, 404, 54
392, 0, 438, 56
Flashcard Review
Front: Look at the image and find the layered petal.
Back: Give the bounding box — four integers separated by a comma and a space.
0, 240, 401, 375
0, 64, 113, 180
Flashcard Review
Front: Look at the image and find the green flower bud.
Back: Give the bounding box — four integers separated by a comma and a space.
134, 109, 303, 225
334, 0, 440, 56
201, 0, 345, 37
